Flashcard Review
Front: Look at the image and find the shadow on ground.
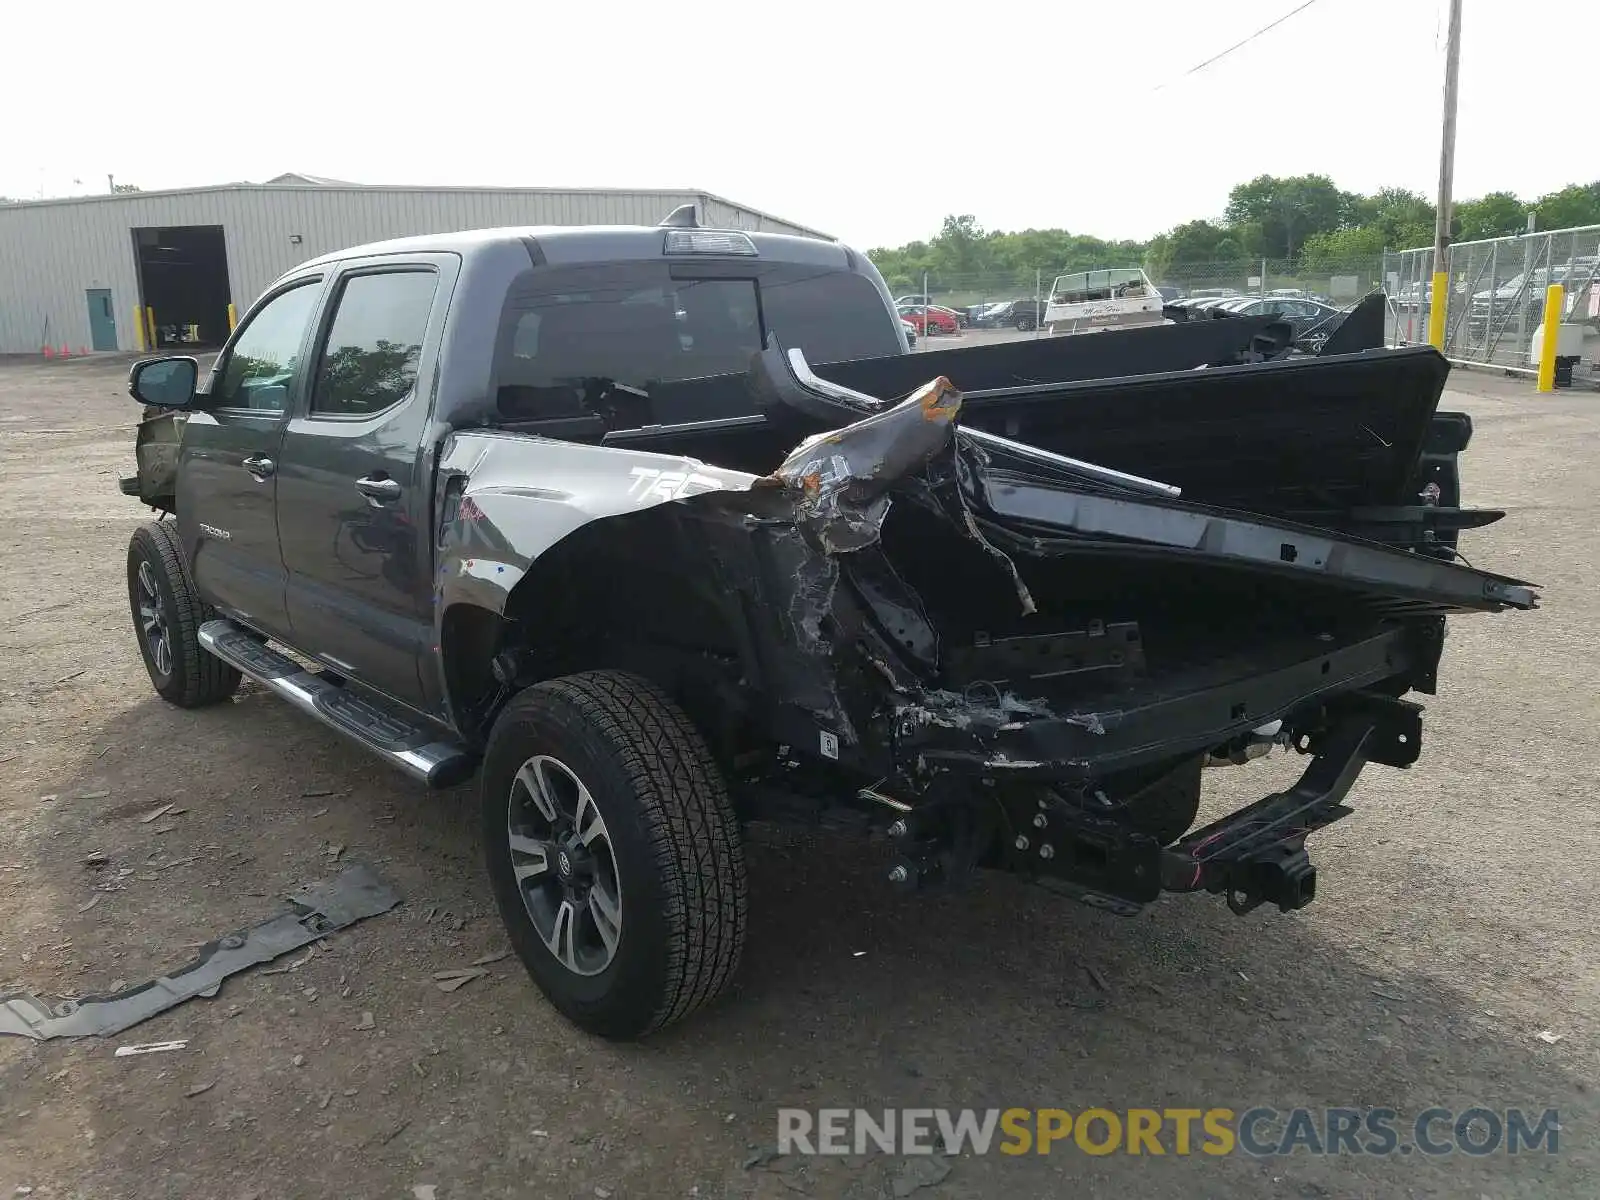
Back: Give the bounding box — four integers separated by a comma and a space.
1, 688, 1588, 1200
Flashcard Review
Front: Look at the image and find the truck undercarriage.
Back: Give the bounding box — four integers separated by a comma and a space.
443, 337, 1535, 921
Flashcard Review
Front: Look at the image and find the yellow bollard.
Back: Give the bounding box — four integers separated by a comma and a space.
132, 307, 145, 352
227, 303, 238, 332
1427, 271, 1449, 351
146, 306, 157, 352
1536, 284, 1566, 393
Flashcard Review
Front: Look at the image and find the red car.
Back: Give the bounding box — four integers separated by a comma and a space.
897, 304, 960, 335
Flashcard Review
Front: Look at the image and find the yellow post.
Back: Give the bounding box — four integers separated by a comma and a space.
1536, 284, 1566, 393
1427, 270, 1449, 351
145, 306, 157, 352
132, 307, 145, 352
227, 303, 238, 332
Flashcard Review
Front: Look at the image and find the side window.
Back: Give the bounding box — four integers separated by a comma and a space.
215, 282, 322, 412
761, 269, 904, 363
311, 271, 438, 417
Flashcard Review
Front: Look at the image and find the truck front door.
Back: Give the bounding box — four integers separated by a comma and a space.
275, 256, 455, 712
176, 277, 326, 639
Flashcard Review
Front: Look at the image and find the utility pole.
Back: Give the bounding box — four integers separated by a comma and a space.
1429, 0, 1463, 351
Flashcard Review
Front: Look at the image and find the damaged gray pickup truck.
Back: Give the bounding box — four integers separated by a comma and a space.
120, 212, 1537, 1038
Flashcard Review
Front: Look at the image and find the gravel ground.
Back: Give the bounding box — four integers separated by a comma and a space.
1, 352, 1596, 1200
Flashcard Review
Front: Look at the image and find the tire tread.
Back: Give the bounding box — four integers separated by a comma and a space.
131, 521, 240, 707
504, 670, 746, 1034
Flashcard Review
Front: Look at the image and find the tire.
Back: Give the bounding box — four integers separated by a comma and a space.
127, 521, 240, 708
482, 670, 747, 1039
1016, 316, 1036, 332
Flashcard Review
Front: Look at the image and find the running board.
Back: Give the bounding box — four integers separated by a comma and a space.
198, 619, 476, 788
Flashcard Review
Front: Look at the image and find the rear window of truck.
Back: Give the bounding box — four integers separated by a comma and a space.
493, 263, 898, 424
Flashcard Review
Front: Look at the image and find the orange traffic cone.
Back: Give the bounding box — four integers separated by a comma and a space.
42, 345, 53, 358
58, 345, 69, 358
80, 346, 89, 357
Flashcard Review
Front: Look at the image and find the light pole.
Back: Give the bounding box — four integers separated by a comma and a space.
1429, 0, 1463, 352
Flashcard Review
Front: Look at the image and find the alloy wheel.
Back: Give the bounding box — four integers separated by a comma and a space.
507, 755, 624, 977
136, 559, 173, 677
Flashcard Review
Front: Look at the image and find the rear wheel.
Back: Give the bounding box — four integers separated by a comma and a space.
482, 671, 747, 1038
127, 521, 240, 707
1016, 315, 1036, 331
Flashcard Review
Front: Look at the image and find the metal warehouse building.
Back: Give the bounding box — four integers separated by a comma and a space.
0, 175, 830, 355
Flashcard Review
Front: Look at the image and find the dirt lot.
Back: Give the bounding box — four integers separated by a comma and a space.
1, 352, 1597, 1199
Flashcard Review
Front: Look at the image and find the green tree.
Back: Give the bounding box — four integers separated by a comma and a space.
1144, 220, 1246, 281
1299, 225, 1386, 274
1531, 182, 1600, 231
1345, 187, 1434, 251
1454, 191, 1525, 241
1225, 174, 1347, 259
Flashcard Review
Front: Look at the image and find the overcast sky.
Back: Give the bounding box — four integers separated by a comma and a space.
5, 0, 1593, 249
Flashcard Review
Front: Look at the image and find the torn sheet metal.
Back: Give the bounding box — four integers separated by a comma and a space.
0, 864, 399, 1041
766, 376, 962, 554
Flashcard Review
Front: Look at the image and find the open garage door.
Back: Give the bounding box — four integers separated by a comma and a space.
132, 225, 233, 349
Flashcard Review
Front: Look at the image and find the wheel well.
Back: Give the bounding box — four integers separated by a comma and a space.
442, 506, 748, 741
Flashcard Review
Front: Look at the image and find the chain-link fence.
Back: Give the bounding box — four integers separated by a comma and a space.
879, 258, 1386, 337
1383, 226, 1600, 381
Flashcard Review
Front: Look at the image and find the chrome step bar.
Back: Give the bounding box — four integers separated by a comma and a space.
198, 619, 476, 788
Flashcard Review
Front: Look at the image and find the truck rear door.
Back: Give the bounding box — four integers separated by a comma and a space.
274, 254, 458, 712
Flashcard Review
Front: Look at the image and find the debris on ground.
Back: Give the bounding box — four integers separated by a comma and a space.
259, 951, 316, 977
138, 802, 175, 824
1371, 988, 1405, 1002
83, 850, 109, 868
185, 1080, 216, 1097
77, 895, 101, 913
301, 788, 337, 798
890, 1155, 953, 1196
742, 1148, 784, 1169
412, 1186, 437, 1200
354, 1011, 375, 1031
1057, 963, 1110, 1011
78, 790, 111, 801
114, 1039, 188, 1057
434, 967, 488, 993
1535, 1030, 1564, 1045
470, 950, 510, 966
0, 863, 401, 1040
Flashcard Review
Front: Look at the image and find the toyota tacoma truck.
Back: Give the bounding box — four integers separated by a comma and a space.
119, 212, 1537, 1039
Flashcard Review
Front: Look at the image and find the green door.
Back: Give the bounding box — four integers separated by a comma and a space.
86, 289, 117, 351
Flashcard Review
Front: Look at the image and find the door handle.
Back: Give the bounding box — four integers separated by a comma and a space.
355, 475, 402, 503
242, 455, 275, 479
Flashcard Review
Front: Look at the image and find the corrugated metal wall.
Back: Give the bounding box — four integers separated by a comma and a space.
0, 186, 830, 353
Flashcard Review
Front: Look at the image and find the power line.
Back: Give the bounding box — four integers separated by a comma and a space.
1153, 0, 1323, 92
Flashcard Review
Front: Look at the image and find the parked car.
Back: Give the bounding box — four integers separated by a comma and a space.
897, 304, 959, 335
116, 215, 1535, 1043
895, 295, 974, 326
969, 299, 1046, 331
901, 318, 918, 347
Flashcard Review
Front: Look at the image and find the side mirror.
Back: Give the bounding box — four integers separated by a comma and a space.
129, 357, 199, 409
